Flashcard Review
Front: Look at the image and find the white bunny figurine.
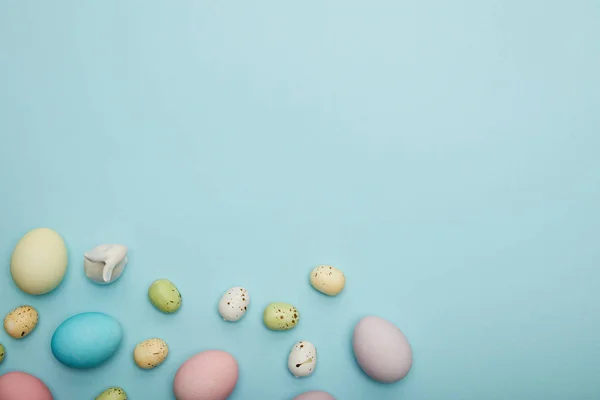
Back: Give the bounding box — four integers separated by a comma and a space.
84, 244, 129, 284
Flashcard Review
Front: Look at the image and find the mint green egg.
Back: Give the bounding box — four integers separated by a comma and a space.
263, 302, 300, 331
148, 279, 182, 313
95, 387, 127, 400
0, 344, 5, 363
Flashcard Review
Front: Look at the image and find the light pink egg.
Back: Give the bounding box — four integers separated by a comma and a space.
293, 390, 336, 400
0, 371, 54, 400
173, 350, 238, 400
352, 316, 413, 383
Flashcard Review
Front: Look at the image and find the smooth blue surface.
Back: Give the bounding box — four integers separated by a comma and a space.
0, 1, 599, 399
51, 312, 123, 369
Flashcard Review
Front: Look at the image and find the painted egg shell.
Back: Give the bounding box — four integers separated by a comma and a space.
0, 371, 53, 400
4, 305, 39, 339
173, 350, 238, 400
263, 302, 299, 331
10, 228, 68, 295
293, 391, 336, 400
287, 341, 317, 378
309, 265, 346, 296
133, 338, 168, 369
95, 387, 127, 400
51, 312, 122, 369
352, 316, 412, 383
218, 286, 249, 322
148, 279, 182, 313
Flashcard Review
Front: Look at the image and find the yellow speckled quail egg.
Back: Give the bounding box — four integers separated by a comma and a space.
309, 265, 345, 296
133, 338, 168, 370
4, 305, 39, 339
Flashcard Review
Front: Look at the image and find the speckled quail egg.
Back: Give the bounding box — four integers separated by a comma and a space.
96, 387, 127, 400
4, 305, 38, 339
287, 340, 317, 378
263, 302, 300, 331
133, 338, 168, 370
218, 286, 249, 322
309, 265, 345, 296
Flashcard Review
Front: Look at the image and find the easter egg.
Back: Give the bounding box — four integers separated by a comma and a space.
0, 344, 4, 364
4, 305, 39, 339
293, 391, 336, 400
0, 371, 53, 400
10, 228, 68, 295
217, 286, 249, 322
51, 312, 122, 369
173, 350, 238, 400
133, 338, 168, 370
263, 302, 299, 331
352, 316, 412, 383
287, 341, 317, 378
148, 279, 182, 313
95, 387, 128, 400
309, 265, 346, 296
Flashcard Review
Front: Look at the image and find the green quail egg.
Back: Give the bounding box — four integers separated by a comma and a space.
263, 302, 299, 331
148, 279, 182, 313
95, 387, 127, 400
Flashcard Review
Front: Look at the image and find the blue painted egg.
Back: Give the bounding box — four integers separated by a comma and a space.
51, 312, 123, 369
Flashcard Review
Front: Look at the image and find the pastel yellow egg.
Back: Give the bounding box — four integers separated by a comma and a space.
133, 338, 168, 369
10, 228, 68, 295
4, 305, 39, 339
309, 265, 346, 296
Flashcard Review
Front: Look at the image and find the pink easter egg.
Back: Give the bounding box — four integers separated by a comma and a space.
0, 371, 54, 400
293, 391, 336, 400
173, 350, 238, 400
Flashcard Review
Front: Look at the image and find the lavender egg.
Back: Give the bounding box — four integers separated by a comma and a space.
352, 316, 412, 383
293, 391, 336, 400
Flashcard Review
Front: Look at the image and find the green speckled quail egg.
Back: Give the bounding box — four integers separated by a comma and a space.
288, 341, 317, 378
148, 279, 182, 313
0, 344, 5, 363
95, 387, 127, 400
263, 302, 299, 331
134, 338, 168, 369
218, 286, 249, 322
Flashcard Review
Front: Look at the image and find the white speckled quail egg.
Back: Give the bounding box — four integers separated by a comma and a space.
287, 341, 317, 378
218, 286, 249, 322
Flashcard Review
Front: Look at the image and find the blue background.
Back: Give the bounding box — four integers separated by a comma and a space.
1, 1, 599, 399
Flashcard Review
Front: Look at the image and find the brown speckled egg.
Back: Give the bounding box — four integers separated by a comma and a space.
3, 305, 38, 339
173, 350, 238, 400
133, 338, 168, 369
